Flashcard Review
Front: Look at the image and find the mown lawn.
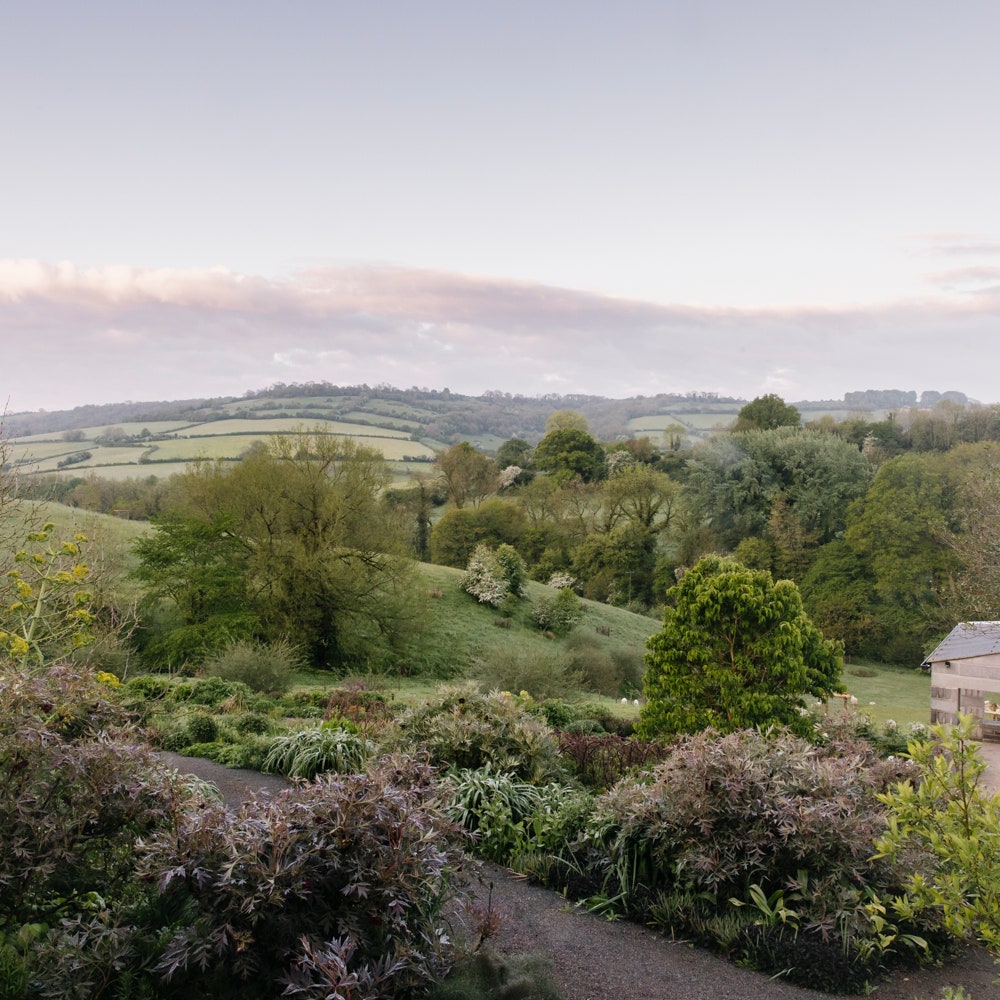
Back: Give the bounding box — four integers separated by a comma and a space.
825, 659, 931, 728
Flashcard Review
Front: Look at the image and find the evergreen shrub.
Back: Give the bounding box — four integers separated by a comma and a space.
232, 712, 274, 736
395, 687, 564, 782
185, 713, 219, 744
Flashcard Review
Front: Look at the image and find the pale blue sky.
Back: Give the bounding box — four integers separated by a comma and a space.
3, 1, 1000, 411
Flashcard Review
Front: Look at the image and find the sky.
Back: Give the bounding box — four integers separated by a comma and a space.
3, 1, 1000, 414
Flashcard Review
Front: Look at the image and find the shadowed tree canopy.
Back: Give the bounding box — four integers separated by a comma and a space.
683, 426, 871, 554
532, 428, 606, 483
638, 555, 843, 740
495, 437, 533, 470
948, 446, 1000, 620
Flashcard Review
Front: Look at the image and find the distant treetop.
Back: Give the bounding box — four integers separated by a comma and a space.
733, 394, 801, 432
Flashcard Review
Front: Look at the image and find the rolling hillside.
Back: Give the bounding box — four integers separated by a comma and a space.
3, 381, 909, 482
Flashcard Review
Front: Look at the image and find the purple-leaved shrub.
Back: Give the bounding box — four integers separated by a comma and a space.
141, 754, 463, 998
579, 727, 944, 990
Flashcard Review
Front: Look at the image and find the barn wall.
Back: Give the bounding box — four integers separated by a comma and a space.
930, 654, 1000, 735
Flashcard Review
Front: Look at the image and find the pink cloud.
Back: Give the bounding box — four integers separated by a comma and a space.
2, 259, 999, 412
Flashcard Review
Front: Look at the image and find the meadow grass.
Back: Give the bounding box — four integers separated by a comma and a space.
2, 501, 151, 546
0, 502, 152, 603
404, 562, 659, 674
824, 659, 932, 728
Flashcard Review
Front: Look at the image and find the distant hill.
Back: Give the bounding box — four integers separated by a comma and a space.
2, 381, 971, 481
5, 383, 749, 443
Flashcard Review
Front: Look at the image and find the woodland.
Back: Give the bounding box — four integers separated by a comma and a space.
2, 385, 1000, 998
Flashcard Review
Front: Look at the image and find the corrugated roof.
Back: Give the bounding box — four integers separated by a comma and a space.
924, 621, 1000, 664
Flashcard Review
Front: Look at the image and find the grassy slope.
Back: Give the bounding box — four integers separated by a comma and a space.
406, 562, 659, 671
2, 503, 935, 726
5, 501, 151, 550
406, 566, 934, 726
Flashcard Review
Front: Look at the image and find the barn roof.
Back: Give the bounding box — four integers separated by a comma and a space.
924, 621, 1000, 665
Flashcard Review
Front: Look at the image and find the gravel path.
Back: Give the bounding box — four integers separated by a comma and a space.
160, 752, 999, 1000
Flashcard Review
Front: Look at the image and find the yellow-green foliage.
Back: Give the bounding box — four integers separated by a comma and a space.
875, 713, 1000, 955
0, 523, 94, 666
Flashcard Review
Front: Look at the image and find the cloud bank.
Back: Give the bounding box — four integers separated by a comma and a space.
2, 259, 998, 413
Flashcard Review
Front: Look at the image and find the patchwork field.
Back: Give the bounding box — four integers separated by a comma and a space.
179, 417, 412, 438
7, 414, 436, 478
627, 408, 741, 438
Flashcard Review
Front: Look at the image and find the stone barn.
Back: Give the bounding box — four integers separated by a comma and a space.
924, 621, 1000, 741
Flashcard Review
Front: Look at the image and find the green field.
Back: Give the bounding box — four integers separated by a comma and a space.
346, 636, 936, 731
338, 410, 422, 431
8, 440, 84, 461
25, 446, 152, 473
10, 414, 437, 478
627, 409, 740, 437
12, 421, 194, 444
626, 416, 692, 432
824, 661, 931, 728
73, 462, 194, 481
180, 417, 412, 438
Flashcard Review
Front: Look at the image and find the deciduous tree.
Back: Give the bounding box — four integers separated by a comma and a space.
495, 437, 533, 469
683, 426, 870, 556
544, 409, 589, 434
532, 428, 605, 483
135, 430, 415, 670
943, 445, 1000, 620
436, 441, 497, 508
875, 714, 1000, 956
733, 393, 801, 432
